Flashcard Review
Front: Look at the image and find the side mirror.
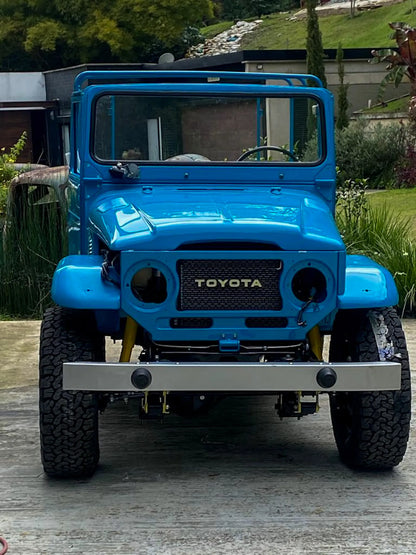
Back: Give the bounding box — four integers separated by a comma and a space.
109, 162, 140, 180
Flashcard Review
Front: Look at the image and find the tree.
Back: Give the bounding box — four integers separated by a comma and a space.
336, 43, 349, 130
305, 0, 327, 88
131, 0, 213, 44
220, 0, 297, 19
371, 22, 416, 137
371, 22, 416, 100
0, 0, 213, 70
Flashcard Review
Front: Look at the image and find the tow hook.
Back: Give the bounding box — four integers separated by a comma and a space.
316, 367, 337, 388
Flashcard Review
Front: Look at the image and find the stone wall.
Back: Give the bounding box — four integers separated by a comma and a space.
182, 101, 257, 160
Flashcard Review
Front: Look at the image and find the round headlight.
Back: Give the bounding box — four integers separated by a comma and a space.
292, 267, 327, 303
131, 267, 168, 304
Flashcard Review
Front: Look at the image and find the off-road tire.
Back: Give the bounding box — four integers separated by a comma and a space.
329, 307, 411, 470
39, 306, 105, 478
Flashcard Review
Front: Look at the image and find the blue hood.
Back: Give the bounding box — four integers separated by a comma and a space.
88, 186, 344, 251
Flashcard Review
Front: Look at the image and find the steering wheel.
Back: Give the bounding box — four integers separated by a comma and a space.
237, 145, 299, 162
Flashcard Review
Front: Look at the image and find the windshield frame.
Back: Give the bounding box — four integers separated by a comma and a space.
89, 90, 327, 168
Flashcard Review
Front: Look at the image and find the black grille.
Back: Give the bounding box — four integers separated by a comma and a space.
178, 259, 282, 311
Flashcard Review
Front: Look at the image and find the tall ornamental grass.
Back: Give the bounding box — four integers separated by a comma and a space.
0, 188, 66, 318
337, 180, 416, 315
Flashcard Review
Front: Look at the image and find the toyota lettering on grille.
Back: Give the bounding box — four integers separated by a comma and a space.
194, 278, 263, 288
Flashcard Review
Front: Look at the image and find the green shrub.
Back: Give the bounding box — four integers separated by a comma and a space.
336, 121, 407, 188
336, 176, 368, 227
0, 132, 27, 215
396, 143, 416, 188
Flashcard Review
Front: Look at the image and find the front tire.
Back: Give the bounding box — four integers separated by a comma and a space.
329, 307, 411, 470
39, 307, 105, 478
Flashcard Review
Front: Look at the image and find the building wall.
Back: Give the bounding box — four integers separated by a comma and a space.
351, 112, 409, 129
43, 64, 145, 117
44, 67, 83, 116
0, 111, 33, 161
0, 73, 60, 163
245, 59, 410, 115
0, 73, 45, 102
181, 101, 256, 160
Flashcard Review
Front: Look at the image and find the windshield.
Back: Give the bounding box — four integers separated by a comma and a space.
93, 94, 324, 164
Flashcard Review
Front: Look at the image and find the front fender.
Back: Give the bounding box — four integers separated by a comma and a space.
337, 255, 398, 309
52, 255, 120, 309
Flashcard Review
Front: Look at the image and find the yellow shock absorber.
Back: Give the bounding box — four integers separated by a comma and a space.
308, 325, 323, 361
308, 325, 323, 414
119, 316, 138, 363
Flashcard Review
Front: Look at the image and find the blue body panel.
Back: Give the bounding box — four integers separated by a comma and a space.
52, 250, 341, 341
73, 70, 323, 91
52, 252, 398, 340
88, 187, 344, 252
120, 250, 341, 341
52, 255, 120, 310
337, 255, 399, 309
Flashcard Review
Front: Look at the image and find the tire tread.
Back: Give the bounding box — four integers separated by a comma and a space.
329, 307, 411, 470
39, 306, 104, 478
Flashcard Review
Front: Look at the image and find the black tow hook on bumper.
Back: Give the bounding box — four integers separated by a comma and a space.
316, 367, 337, 389
131, 367, 152, 390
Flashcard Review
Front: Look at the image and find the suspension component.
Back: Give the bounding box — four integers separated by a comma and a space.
307, 325, 324, 361
140, 391, 170, 419
119, 316, 138, 363
276, 391, 320, 419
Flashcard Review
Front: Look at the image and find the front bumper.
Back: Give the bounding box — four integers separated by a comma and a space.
63, 360, 401, 392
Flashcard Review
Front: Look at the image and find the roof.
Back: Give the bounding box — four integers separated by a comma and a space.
43, 48, 379, 77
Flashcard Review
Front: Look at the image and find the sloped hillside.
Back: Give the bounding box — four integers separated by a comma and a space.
199, 0, 412, 51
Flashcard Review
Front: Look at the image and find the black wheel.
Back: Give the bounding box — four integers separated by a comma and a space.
329, 307, 411, 470
39, 306, 105, 478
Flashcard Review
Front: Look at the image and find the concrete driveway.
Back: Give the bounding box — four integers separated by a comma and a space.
1, 319, 416, 554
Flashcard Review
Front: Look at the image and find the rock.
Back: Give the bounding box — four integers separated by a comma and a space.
187, 19, 263, 58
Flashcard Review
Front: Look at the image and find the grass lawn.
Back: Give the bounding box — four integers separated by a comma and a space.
367, 187, 416, 236
201, 0, 416, 50
362, 95, 409, 113
200, 20, 235, 39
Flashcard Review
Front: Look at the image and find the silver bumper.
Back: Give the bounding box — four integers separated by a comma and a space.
63, 361, 402, 392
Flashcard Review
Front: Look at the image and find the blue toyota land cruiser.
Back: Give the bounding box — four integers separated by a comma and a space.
39, 70, 411, 477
